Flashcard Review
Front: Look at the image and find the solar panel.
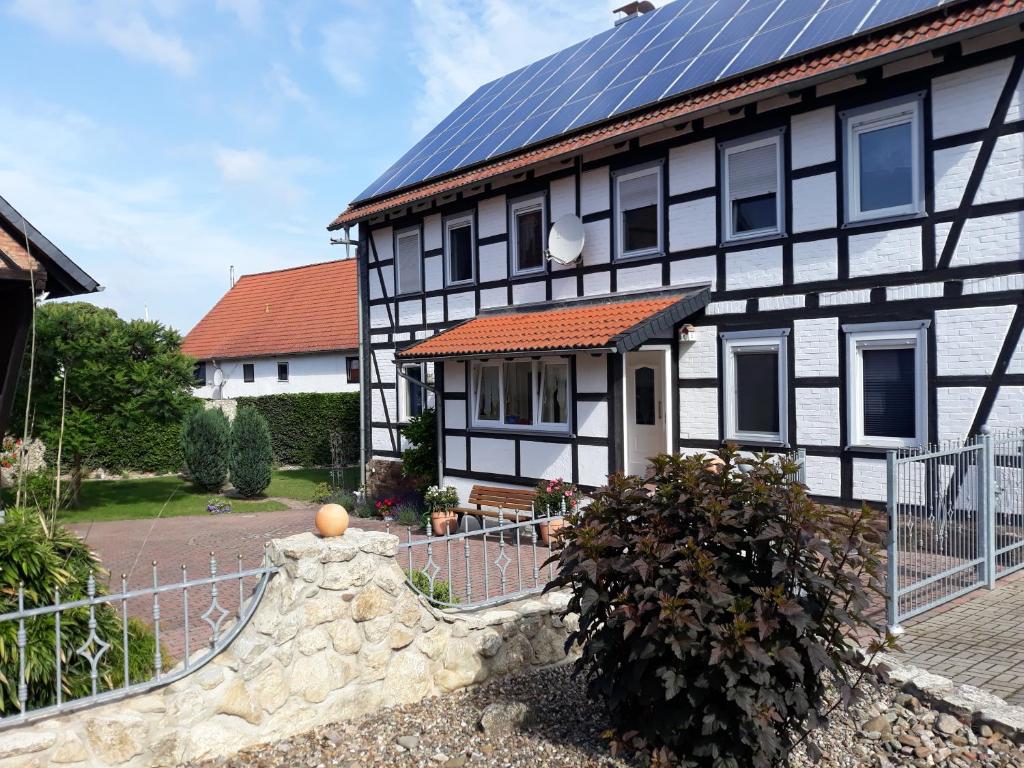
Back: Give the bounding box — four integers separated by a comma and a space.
353, 0, 949, 204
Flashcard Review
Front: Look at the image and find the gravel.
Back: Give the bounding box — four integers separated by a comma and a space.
185, 665, 1024, 768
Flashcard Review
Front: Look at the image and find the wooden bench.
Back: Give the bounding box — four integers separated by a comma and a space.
454, 484, 537, 523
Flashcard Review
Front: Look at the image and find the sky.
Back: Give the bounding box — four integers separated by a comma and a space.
1, 0, 618, 334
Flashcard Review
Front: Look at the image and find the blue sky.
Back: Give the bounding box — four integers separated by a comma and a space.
1, 0, 616, 333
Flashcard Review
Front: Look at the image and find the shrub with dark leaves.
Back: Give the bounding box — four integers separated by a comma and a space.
546, 446, 889, 768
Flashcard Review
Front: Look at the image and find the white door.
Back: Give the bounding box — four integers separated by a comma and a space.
625, 351, 667, 477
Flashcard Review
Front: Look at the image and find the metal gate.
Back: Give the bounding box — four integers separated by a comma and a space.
887, 428, 1024, 629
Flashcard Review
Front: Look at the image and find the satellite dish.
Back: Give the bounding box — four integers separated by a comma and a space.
547, 214, 585, 265
212, 366, 225, 387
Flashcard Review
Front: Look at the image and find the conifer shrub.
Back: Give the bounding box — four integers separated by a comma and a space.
229, 407, 273, 498
181, 407, 230, 491
546, 446, 889, 768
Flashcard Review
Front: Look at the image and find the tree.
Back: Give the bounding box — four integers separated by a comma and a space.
13, 303, 195, 506
229, 407, 272, 498
181, 407, 230, 491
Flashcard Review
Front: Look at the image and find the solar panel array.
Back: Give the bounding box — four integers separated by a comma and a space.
355, 0, 948, 203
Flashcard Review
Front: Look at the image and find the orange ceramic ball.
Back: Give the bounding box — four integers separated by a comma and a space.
315, 503, 349, 537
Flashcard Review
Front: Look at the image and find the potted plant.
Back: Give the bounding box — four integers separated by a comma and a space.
535, 478, 580, 546
424, 485, 459, 535
375, 496, 398, 521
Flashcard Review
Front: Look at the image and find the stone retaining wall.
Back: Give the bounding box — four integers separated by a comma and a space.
0, 529, 576, 767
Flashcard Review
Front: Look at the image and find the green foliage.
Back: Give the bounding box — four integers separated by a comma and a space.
13, 302, 196, 490
407, 569, 457, 605
400, 408, 437, 489
547, 447, 887, 768
0, 508, 159, 712
234, 393, 359, 467
181, 407, 231, 491
395, 503, 423, 527
310, 482, 334, 504
229, 407, 273, 498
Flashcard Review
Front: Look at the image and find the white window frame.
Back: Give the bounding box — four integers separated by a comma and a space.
444, 213, 475, 286
469, 358, 570, 433
276, 361, 289, 382
721, 329, 789, 445
398, 363, 429, 423
844, 320, 929, 449
614, 163, 663, 260
721, 131, 785, 243
509, 195, 547, 276
394, 226, 422, 295
843, 96, 924, 224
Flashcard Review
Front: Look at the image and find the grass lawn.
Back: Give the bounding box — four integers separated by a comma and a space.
46, 469, 340, 525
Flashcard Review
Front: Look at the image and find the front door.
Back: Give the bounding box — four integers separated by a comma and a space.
625, 350, 668, 477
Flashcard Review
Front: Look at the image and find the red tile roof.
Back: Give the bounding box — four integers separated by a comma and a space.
397, 291, 706, 359
182, 260, 358, 360
330, 0, 1022, 229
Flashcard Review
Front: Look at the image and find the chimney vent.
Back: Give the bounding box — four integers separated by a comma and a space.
613, 1, 655, 26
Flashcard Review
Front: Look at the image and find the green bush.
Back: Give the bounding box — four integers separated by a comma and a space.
407, 569, 457, 605
0, 508, 159, 712
181, 407, 231, 491
400, 408, 436, 489
235, 392, 359, 467
88, 417, 190, 474
546, 446, 887, 768
229, 408, 273, 498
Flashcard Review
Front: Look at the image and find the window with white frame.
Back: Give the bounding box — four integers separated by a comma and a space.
394, 227, 421, 294
845, 321, 928, 448
614, 164, 662, 259
471, 359, 569, 431
399, 363, 426, 422
722, 330, 789, 444
510, 196, 546, 275
721, 132, 784, 241
445, 214, 475, 285
844, 97, 923, 223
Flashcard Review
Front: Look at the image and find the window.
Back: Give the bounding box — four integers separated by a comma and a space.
394, 227, 422, 294
194, 362, 207, 386
615, 165, 662, 259
243, 363, 255, 383
722, 133, 784, 241
845, 321, 928, 448
399, 364, 425, 421
510, 196, 546, 275
634, 367, 655, 425
722, 330, 789, 444
844, 97, 923, 223
277, 362, 289, 382
445, 214, 475, 284
346, 356, 359, 384
471, 359, 570, 431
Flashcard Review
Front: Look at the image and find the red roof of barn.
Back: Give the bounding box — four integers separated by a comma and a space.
182, 260, 358, 360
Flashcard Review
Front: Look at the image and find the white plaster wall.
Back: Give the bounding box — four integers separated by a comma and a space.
936, 386, 984, 443
424, 214, 442, 251
477, 195, 507, 238
668, 139, 715, 194
678, 325, 717, 379
444, 360, 466, 392
794, 316, 839, 377
791, 173, 837, 233
944, 211, 1024, 267
790, 106, 835, 169
931, 57, 1014, 138
577, 399, 609, 438
369, 264, 393, 300
617, 263, 662, 291
976, 132, 1024, 205
445, 436, 466, 471
470, 437, 516, 475
726, 246, 783, 289
519, 441, 572, 481
848, 227, 922, 277
371, 388, 397, 425
444, 401, 466, 431
479, 287, 508, 309
195, 353, 358, 399
933, 142, 981, 211
370, 303, 391, 329
852, 457, 887, 502
583, 271, 611, 296
512, 281, 545, 304
373, 349, 395, 384
886, 282, 944, 302
669, 197, 717, 251
370, 226, 393, 262
988, 386, 1024, 431
576, 354, 608, 393
583, 219, 611, 265
550, 175, 576, 221
803, 455, 842, 498
372, 426, 397, 453
679, 388, 718, 440
577, 444, 609, 488
795, 388, 841, 446
424, 256, 443, 292
478, 242, 508, 283
669, 254, 717, 291
447, 291, 476, 320
580, 167, 610, 215
426, 296, 444, 323
793, 239, 838, 283
399, 299, 423, 326
551, 277, 577, 300
935, 305, 1016, 376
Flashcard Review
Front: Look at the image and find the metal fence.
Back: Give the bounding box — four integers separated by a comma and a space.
0, 552, 277, 729
886, 427, 1024, 629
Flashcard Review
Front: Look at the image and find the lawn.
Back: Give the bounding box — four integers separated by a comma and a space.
47, 469, 336, 524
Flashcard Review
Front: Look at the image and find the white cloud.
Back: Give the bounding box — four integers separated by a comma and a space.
216, 0, 263, 31
213, 146, 317, 208
266, 63, 314, 109
320, 14, 381, 95
8, 0, 196, 75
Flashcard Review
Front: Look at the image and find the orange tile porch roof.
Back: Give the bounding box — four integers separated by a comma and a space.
396, 288, 710, 360
329, 0, 1023, 229
182, 259, 358, 361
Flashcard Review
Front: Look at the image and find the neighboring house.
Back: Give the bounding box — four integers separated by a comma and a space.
330, 0, 1024, 507
0, 195, 99, 436
182, 260, 360, 399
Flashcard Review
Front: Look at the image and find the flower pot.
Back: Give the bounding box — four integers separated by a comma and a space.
431, 509, 458, 536
538, 518, 567, 547
315, 503, 349, 537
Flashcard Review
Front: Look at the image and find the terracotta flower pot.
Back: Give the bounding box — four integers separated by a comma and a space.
315, 503, 349, 537
538, 518, 567, 547
431, 509, 458, 536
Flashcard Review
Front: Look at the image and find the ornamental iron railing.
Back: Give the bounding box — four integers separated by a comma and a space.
0, 549, 277, 729
886, 427, 1024, 629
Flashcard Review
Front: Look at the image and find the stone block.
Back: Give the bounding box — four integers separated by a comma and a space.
352, 585, 395, 622
0, 730, 57, 760
84, 715, 147, 765
215, 678, 262, 725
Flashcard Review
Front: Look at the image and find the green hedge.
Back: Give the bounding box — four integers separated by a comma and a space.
235, 392, 359, 467
79, 417, 188, 475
